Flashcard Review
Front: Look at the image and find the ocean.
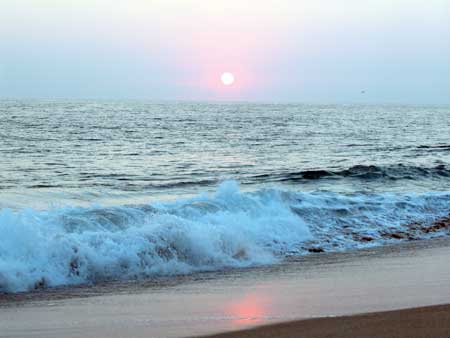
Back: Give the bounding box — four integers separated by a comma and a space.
1, 100, 449, 293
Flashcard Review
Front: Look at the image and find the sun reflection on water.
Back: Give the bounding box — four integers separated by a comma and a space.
224, 290, 272, 327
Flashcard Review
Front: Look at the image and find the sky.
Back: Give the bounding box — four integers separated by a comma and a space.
0, 0, 449, 103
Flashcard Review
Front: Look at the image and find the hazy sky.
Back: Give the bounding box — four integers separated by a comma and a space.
1, 0, 449, 103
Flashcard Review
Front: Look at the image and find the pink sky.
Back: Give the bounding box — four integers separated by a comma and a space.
1, 0, 449, 102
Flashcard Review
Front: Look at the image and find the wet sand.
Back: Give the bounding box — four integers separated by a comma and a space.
1, 238, 450, 338
199, 304, 450, 338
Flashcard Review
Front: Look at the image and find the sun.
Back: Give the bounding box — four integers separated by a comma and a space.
221, 72, 235, 86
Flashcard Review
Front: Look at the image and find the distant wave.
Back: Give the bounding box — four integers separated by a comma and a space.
249, 164, 450, 183
1, 181, 449, 293
417, 144, 450, 151
10, 164, 450, 192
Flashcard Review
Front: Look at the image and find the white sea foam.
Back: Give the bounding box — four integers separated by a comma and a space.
0, 181, 449, 293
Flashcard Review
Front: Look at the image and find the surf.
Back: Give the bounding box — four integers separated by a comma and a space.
0, 180, 449, 293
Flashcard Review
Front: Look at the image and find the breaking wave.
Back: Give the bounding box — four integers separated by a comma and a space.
1, 181, 449, 293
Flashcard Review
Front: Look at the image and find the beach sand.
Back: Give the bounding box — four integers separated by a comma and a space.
1, 238, 450, 338
198, 304, 450, 338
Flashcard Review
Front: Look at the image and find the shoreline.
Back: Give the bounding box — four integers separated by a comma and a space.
1, 236, 448, 306
197, 304, 450, 338
2, 237, 450, 337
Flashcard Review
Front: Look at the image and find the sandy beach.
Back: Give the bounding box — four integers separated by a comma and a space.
199, 304, 450, 338
1, 237, 450, 338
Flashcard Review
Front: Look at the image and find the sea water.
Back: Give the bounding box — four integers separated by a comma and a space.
1, 100, 449, 292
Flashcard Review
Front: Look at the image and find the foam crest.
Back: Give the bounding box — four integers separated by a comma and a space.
0, 181, 310, 292
0, 181, 449, 293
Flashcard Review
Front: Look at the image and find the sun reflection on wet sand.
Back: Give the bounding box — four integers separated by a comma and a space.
224, 289, 273, 327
